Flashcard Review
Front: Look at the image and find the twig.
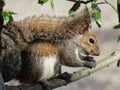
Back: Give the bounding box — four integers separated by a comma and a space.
6, 49, 120, 90
104, 0, 117, 13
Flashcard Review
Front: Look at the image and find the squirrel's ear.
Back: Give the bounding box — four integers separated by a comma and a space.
66, 10, 91, 35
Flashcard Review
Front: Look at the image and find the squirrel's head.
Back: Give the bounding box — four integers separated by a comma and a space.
73, 27, 100, 56
70, 10, 100, 56
81, 28, 100, 56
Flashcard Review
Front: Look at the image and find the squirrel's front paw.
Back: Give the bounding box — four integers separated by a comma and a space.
84, 60, 96, 68
83, 56, 96, 68
84, 56, 96, 62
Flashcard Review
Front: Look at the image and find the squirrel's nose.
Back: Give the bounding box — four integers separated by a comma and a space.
94, 50, 100, 56
91, 49, 100, 56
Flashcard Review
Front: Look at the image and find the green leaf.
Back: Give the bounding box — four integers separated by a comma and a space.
117, 0, 120, 23
3, 11, 16, 24
117, 60, 120, 67
69, 2, 81, 16
114, 24, 120, 29
92, 8, 102, 27
50, 0, 54, 10
38, 0, 49, 5
6, 15, 13, 24
117, 36, 120, 43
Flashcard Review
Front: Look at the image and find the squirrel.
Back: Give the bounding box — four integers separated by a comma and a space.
4, 10, 100, 87
1, 10, 92, 82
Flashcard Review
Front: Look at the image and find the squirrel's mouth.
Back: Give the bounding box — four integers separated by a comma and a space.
79, 48, 90, 56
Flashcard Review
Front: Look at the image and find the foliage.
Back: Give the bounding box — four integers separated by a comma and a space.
3, 1, 120, 31
69, 2, 81, 16
50, 0, 54, 10
38, 0, 54, 10
58, 65, 62, 74
117, 0, 120, 23
38, 0, 49, 5
117, 60, 120, 67
114, 24, 120, 29
3, 11, 16, 24
91, 1, 101, 27
37, 0, 120, 28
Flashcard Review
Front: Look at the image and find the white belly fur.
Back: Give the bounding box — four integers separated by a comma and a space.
40, 54, 57, 81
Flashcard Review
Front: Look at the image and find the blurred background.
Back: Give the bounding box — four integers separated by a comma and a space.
4, 0, 120, 90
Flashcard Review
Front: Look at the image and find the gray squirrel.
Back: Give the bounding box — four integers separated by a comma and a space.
3, 10, 100, 87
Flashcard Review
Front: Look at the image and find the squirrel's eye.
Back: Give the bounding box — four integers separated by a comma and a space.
89, 38, 95, 44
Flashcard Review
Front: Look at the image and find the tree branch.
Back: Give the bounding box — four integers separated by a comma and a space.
6, 49, 120, 90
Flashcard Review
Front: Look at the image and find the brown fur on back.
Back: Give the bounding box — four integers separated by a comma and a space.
22, 10, 91, 41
